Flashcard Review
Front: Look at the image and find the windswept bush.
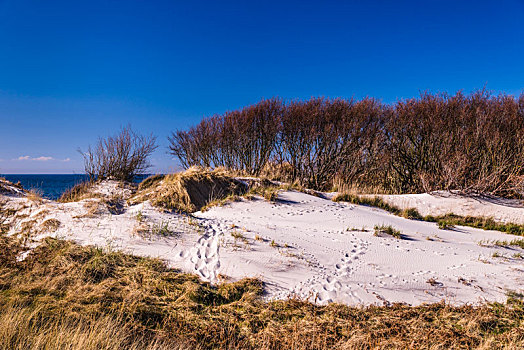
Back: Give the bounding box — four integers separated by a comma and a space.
169, 91, 524, 196
80, 125, 157, 182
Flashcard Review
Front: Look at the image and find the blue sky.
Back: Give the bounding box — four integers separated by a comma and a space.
0, 0, 523, 174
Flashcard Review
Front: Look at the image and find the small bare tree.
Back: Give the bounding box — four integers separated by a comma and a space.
80, 126, 157, 182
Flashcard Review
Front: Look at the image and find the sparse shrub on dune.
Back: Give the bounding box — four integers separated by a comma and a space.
80, 125, 157, 182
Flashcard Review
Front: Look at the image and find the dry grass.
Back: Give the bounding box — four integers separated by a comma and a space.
75, 200, 103, 218
39, 218, 61, 233
0, 178, 24, 195
134, 169, 326, 213
59, 180, 96, 203
0, 306, 186, 350
131, 167, 248, 212
26, 189, 43, 203
0, 236, 522, 349
201, 194, 242, 212
0, 204, 14, 234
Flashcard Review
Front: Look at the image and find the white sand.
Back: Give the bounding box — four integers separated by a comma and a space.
374, 191, 524, 225
2, 186, 523, 306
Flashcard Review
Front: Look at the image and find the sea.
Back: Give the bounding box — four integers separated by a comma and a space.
1, 174, 150, 200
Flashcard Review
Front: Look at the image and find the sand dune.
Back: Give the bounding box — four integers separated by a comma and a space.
2, 185, 523, 306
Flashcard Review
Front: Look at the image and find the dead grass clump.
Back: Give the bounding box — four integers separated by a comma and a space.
19, 219, 38, 243
39, 218, 61, 233
0, 237, 523, 348
0, 178, 24, 196
27, 189, 43, 203
138, 174, 165, 191
248, 184, 280, 202
131, 167, 248, 212
59, 181, 96, 203
0, 205, 14, 234
104, 197, 125, 215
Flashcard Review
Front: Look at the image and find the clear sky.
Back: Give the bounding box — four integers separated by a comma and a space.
0, 0, 523, 174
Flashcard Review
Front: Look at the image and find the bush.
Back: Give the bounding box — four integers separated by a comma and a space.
169, 91, 524, 196
80, 125, 157, 182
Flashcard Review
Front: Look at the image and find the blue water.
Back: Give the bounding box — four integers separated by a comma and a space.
1, 174, 150, 200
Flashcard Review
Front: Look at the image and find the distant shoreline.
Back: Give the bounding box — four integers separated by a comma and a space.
0, 174, 153, 200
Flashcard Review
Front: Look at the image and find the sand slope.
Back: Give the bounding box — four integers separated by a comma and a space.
375, 191, 524, 225
2, 187, 523, 306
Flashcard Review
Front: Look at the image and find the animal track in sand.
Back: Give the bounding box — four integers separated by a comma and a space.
293, 235, 369, 304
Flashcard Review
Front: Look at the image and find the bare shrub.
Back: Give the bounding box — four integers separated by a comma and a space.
169, 91, 524, 196
80, 126, 157, 182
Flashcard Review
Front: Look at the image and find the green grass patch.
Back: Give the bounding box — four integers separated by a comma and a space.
373, 224, 402, 239
334, 193, 524, 236
479, 238, 524, 249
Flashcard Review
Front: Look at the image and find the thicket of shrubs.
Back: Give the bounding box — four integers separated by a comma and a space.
169, 91, 524, 196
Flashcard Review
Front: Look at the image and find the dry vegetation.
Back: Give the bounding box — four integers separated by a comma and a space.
58, 180, 96, 203
333, 193, 524, 236
373, 224, 402, 239
80, 125, 157, 182
0, 235, 521, 349
170, 91, 524, 196
0, 178, 24, 196
130, 167, 248, 212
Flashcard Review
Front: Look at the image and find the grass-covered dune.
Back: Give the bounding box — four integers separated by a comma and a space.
0, 236, 522, 349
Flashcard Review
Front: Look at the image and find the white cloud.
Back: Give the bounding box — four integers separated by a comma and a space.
15, 155, 69, 162
33, 156, 54, 161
